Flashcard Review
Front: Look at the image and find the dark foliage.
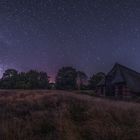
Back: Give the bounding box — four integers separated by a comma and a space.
89, 72, 105, 89
0, 67, 105, 90
76, 71, 88, 90
55, 67, 77, 90
0, 69, 18, 89
0, 69, 50, 89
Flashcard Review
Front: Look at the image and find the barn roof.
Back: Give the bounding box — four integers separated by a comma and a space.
108, 63, 140, 92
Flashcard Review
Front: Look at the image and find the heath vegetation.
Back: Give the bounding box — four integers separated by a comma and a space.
0, 90, 139, 140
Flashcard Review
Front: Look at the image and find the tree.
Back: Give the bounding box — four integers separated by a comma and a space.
2, 69, 18, 80
38, 72, 50, 89
1, 69, 18, 89
25, 70, 39, 89
89, 72, 105, 90
25, 70, 50, 89
56, 67, 77, 90
15, 72, 28, 89
0, 69, 50, 89
76, 71, 88, 90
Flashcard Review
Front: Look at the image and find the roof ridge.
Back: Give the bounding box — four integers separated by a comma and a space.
115, 63, 140, 75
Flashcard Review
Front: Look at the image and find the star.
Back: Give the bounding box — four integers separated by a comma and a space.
0, 0, 140, 80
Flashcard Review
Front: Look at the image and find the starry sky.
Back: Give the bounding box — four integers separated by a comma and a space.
0, 0, 140, 81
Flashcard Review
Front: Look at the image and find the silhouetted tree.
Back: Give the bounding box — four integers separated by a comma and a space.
0, 69, 50, 89
15, 72, 28, 89
89, 72, 105, 89
38, 72, 50, 89
1, 69, 18, 89
25, 70, 50, 89
76, 71, 88, 90
56, 67, 77, 90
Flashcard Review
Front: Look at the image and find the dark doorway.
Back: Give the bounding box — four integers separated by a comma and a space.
118, 84, 123, 98
105, 84, 115, 96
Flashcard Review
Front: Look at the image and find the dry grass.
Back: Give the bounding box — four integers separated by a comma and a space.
0, 90, 139, 140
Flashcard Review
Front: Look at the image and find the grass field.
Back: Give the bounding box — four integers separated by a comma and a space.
0, 90, 139, 140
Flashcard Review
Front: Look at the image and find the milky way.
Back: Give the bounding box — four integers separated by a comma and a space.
0, 0, 140, 80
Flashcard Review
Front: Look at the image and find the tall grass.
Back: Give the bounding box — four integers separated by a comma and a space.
0, 90, 139, 140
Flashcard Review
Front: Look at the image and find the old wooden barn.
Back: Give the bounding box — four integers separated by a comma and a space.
97, 63, 140, 97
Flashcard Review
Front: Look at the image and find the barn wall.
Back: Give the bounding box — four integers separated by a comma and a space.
122, 85, 132, 97
114, 84, 132, 98
97, 84, 134, 98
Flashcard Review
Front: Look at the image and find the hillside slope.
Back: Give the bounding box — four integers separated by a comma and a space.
0, 90, 139, 140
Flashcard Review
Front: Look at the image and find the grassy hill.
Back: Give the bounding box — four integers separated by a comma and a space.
0, 90, 139, 140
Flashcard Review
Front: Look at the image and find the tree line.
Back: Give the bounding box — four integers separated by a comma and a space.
0, 67, 105, 90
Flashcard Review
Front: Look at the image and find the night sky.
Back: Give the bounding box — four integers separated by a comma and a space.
0, 0, 140, 81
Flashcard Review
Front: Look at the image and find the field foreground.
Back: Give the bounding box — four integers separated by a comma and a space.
0, 90, 139, 140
